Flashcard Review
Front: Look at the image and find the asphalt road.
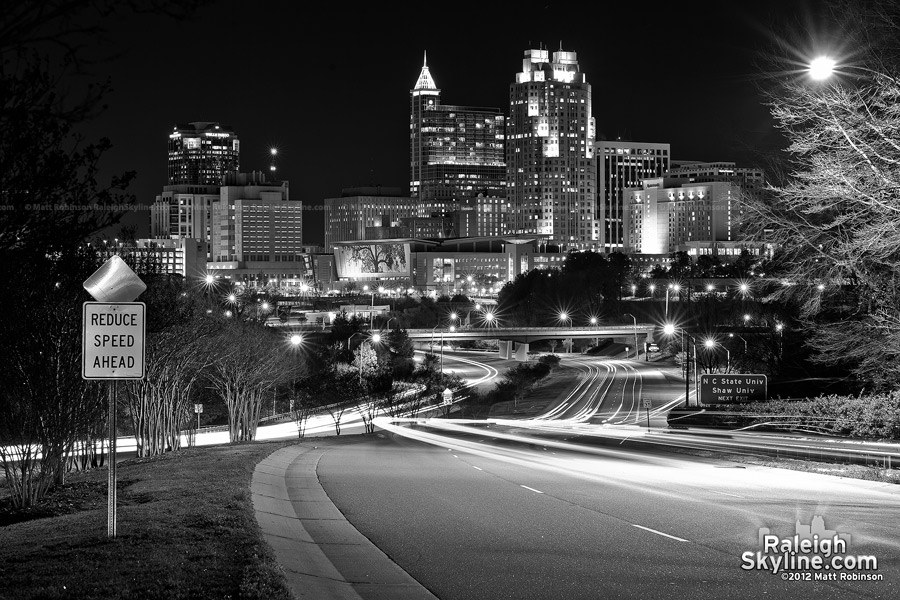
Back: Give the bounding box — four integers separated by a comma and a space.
532, 357, 683, 426
317, 429, 900, 600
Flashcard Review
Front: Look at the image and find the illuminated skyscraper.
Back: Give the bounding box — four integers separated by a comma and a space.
168, 122, 240, 185
506, 47, 597, 248
597, 140, 670, 252
409, 53, 506, 218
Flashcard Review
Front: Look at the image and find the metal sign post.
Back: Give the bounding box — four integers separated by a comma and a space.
82, 257, 146, 539
642, 398, 652, 429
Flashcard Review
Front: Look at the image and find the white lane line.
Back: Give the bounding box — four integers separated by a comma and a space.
453, 454, 459, 458
631, 524, 690, 542
473, 466, 483, 471
710, 490, 744, 498
520, 485, 544, 494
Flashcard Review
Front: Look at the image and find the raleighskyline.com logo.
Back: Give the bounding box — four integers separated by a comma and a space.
741, 515, 882, 581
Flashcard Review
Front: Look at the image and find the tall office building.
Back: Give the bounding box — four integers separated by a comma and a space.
409, 53, 506, 217
210, 172, 300, 264
168, 122, 240, 185
505, 47, 597, 248
597, 140, 670, 253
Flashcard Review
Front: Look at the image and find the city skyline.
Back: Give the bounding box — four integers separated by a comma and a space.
85, 0, 821, 245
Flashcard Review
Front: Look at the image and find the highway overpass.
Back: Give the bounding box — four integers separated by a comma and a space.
404, 325, 657, 344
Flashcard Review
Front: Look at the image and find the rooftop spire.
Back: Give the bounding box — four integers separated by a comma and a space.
413, 51, 438, 91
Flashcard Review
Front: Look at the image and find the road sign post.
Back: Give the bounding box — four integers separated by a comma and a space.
82, 257, 146, 539
642, 398, 652, 428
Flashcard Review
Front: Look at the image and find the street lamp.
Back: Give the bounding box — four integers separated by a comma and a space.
729, 333, 749, 373
809, 56, 837, 81
348, 332, 380, 384
704, 337, 729, 373
623, 313, 639, 359
663, 323, 699, 408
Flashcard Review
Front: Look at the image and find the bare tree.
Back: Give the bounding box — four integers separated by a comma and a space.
743, 2, 900, 389
206, 322, 291, 442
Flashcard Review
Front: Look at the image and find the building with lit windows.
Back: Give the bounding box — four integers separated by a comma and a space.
454, 193, 506, 238
131, 238, 208, 278
207, 172, 311, 285
149, 184, 219, 253
597, 140, 670, 252
409, 53, 506, 217
666, 161, 766, 195
167, 122, 240, 185
506, 47, 597, 248
323, 187, 419, 248
624, 177, 744, 257
327, 235, 565, 294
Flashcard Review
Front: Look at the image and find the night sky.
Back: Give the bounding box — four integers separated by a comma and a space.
81, 0, 829, 245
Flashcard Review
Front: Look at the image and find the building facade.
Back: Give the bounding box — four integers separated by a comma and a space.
328, 235, 565, 294
624, 177, 741, 256
149, 184, 220, 249
208, 172, 310, 285
505, 48, 597, 248
409, 53, 506, 216
167, 122, 240, 185
323, 187, 419, 248
454, 193, 506, 238
132, 238, 208, 278
597, 140, 670, 252
666, 161, 766, 196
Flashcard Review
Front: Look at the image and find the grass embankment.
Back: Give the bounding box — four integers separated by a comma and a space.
0, 441, 295, 600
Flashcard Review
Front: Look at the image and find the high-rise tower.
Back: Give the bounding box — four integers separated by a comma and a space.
168, 122, 240, 185
506, 48, 597, 248
410, 53, 506, 218
597, 140, 670, 252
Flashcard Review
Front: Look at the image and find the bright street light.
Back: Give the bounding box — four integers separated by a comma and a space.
289, 334, 303, 346
809, 56, 837, 81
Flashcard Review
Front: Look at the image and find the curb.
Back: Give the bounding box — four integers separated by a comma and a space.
251, 444, 438, 600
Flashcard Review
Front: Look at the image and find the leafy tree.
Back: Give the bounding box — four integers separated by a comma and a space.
743, 1, 900, 389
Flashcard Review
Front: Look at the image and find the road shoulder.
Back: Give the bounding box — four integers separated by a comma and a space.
252, 442, 439, 600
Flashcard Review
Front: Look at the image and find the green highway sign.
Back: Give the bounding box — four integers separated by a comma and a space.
699, 374, 766, 404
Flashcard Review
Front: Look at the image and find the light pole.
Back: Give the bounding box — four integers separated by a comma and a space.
431, 324, 440, 351
729, 333, 748, 373
703, 337, 729, 373
623, 313, 639, 360
348, 332, 380, 384
664, 323, 699, 408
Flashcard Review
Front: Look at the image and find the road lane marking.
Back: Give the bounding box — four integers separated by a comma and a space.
520, 485, 544, 494
710, 490, 744, 498
473, 466, 483, 471
453, 455, 459, 458
631, 524, 689, 542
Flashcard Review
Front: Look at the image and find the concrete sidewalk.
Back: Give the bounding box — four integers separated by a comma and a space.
251, 443, 438, 600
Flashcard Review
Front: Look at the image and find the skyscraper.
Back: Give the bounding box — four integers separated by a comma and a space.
168, 122, 240, 185
505, 47, 597, 248
597, 140, 670, 252
409, 53, 506, 218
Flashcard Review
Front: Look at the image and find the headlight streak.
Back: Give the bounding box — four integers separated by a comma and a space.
377, 416, 900, 486
373, 417, 693, 495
